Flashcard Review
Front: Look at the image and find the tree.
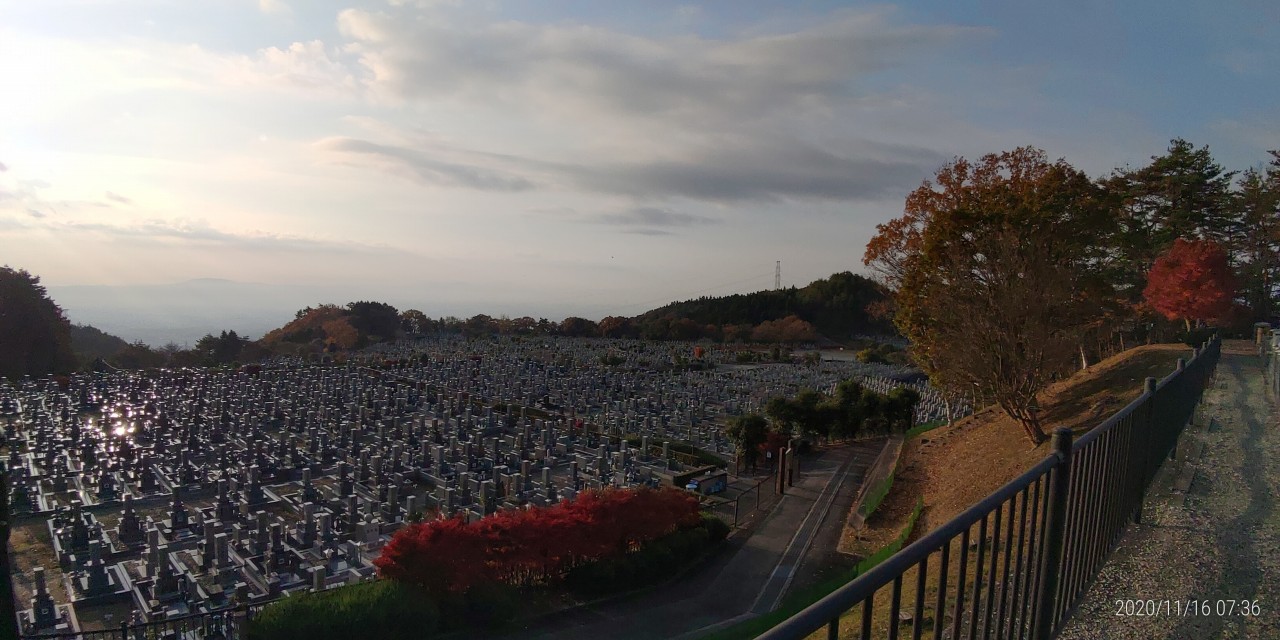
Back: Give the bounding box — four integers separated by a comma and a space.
114, 341, 166, 369
885, 387, 921, 432
321, 318, 360, 351
399, 309, 433, 334
1143, 238, 1238, 331
1231, 155, 1280, 321
0, 267, 78, 379
194, 330, 253, 365
725, 414, 768, 470
1103, 139, 1238, 302
869, 148, 1117, 445
346, 301, 400, 341
559, 317, 599, 338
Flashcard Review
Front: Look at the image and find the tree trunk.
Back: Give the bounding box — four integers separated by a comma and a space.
1185, 317, 1192, 333
1018, 416, 1048, 445
1079, 344, 1089, 370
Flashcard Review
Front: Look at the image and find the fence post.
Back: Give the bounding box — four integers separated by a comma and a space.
1032, 427, 1072, 640
1170, 360, 1185, 460
1134, 377, 1157, 525
776, 447, 787, 495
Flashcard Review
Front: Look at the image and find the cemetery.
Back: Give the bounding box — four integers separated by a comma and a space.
1, 335, 964, 636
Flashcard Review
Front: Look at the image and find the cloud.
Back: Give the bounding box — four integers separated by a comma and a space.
105, 191, 133, 205
592, 206, 718, 228
568, 139, 935, 202
326, 7, 966, 202
312, 136, 537, 191
622, 228, 675, 236
336, 6, 984, 123
258, 0, 290, 15
59, 218, 414, 255
0, 161, 7, 172
27, 208, 46, 218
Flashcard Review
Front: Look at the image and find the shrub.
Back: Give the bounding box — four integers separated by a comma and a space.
702, 515, 731, 543
456, 582, 518, 630
247, 580, 437, 640
376, 487, 702, 592
1181, 327, 1217, 348
563, 517, 727, 597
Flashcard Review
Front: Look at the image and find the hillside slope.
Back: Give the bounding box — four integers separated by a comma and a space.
843, 342, 1192, 553
637, 271, 893, 341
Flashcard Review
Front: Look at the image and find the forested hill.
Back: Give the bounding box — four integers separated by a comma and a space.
637, 271, 894, 341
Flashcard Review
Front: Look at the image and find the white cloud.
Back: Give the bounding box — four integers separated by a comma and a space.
258, 0, 290, 15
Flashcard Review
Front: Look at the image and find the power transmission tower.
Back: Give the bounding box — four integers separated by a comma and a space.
775, 261, 781, 290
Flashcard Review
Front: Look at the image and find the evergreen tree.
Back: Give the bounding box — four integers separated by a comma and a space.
0, 266, 77, 379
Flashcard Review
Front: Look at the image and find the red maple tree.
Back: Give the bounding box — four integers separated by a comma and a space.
1143, 238, 1237, 331
374, 487, 701, 593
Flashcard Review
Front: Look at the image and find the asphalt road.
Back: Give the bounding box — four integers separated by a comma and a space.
489, 439, 885, 640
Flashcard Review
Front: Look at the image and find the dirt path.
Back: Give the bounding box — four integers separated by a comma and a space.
1058, 342, 1280, 640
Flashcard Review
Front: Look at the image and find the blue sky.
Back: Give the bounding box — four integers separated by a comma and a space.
1, 0, 1276, 336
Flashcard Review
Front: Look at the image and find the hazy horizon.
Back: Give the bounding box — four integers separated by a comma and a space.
49, 274, 804, 345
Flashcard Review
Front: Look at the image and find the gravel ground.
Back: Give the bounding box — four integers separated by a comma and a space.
1058, 343, 1280, 640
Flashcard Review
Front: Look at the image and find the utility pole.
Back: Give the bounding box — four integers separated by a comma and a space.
775, 261, 781, 290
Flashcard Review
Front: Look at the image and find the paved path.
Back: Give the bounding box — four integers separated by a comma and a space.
488, 440, 884, 640
1059, 343, 1280, 640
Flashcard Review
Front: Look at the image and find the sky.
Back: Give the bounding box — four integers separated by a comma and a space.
1, 0, 1278, 342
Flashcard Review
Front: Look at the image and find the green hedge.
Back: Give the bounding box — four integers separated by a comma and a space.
702, 496, 924, 640
622, 437, 729, 468
859, 469, 895, 521
247, 580, 438, 640
904, 419, 946, 440
565, 515, 729, 597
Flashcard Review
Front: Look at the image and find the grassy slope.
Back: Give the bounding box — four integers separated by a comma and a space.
841, 343, 1190, 554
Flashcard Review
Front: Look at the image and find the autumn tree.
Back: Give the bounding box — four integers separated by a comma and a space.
1143, 238, 1238, 331
868, 148, 1117, 445
321, 318, 360, 351
0, 266, 77, 379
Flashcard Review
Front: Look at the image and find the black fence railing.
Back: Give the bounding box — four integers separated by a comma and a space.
21, 603, 260, 640
759, 336, 1221, 640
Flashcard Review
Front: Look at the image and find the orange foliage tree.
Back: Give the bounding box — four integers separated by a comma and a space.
1143, 238, 1238, 331
321, 318, 360, 350
865, 148, 1118, 445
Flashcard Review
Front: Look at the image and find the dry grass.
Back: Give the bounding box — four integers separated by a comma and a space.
841, 343, 1190, 553
820, 344, 1194, 639
10, 522, 66, 605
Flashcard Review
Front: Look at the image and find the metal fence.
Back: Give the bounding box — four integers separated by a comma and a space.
702, 474, 775, 528
759, 336, 1220, 640
22, 603, 259, 640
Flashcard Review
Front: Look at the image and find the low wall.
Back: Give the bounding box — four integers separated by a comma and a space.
845, 435, 903, 531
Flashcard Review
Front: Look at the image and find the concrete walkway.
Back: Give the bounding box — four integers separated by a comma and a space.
1059, 342, 1280, 640
489, 440, 884, 640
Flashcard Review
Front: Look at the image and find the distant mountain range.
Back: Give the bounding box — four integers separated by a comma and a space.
49, 270, 893, 348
